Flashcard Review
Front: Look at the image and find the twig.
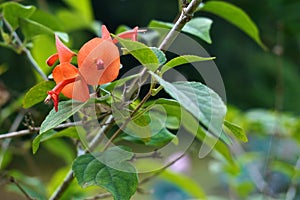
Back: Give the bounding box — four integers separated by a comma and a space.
0, 121, 81, 140
88, 115, 114, 151
126, 0, 202, 94
130, 151, 162, 161
49, 169, 74, 200
159, 0, 202, 50
48, 0, 203, 198
139, 152, 186, 185
49, 116, 113, 200
0, 112, 24, 168
10, 176, 35, 200
2, 18, 48, 80
102, 90, 152, 151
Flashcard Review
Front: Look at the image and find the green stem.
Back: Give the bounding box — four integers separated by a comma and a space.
2, 18, 48, 80
48, 0, 203, 198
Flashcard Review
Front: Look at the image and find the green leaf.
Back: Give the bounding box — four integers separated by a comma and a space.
224, 120, 248, 142
161, 170, 206, 199
151, 99, 234, 164
72, 148, 138, 200
150, 47, 167, 65
1, 2, 36, 30
7, 172, 47, 200
161, 55, 215, 74
148, 17, 213, 44
200, 1, 267, 50
31, 35, 57, 78
30, 9, 63, 31
182, 17, 213, 44
117, 37, 160, 71
32, 126, 80, 154
39, 100, 88, 134
150, 73, 227, 138
19, 18, 53, 41
103, 74, 140, 92
23, 81, 56, 109
57, 0, 94, 32
123, 127, 176, 147
145, 128, 176, 146
63, 0, 93, 22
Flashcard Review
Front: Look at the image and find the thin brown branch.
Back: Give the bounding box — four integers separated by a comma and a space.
49, 116, 114, 200
0, 121, 81, 140
102, 90, 152, 151
10, 176, 35, 200
139, 152, 186, 185
48, 0, 203, 198
159, 0, 202, 50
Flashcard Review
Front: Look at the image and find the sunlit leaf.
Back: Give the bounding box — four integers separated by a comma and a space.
152, 99, 234, 164
23, 81, 56, 109
1, 2, 36, 30
63, 0, 93, 22
161, 55, 215, 74
31, 35, 57, 79
72, 147, 138, 200
117, 37, 160, 71
199, 1, 267, 50
57, 0, 94, 32
19, 18, 53, 41
148, 17, 213, 44
40, 100, 88, 134
150, 73, 226, 138
182, 17, 213, 44
30, 9, 63, 31
224, 120, 247, 142
32, 126, 81, 154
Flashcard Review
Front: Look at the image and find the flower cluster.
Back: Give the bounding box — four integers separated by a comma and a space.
45, 25, 143, 111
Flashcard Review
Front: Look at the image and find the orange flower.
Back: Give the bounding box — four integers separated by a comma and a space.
45, 25, 144, 111
46, 35, 76, 66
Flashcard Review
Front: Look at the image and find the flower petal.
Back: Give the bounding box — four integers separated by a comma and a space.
55, 35, 76, 63
52, 63, 89, 101
112, 26, 146, 43
70, 77, 90, 102
78, 38, 120, 85
52, 63, 79, 98
101, 25, 112, 40
46, 53, 59, 66
53, 63, 79, 82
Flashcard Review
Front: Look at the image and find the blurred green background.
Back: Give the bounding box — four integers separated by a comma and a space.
1, 0, 300, 199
